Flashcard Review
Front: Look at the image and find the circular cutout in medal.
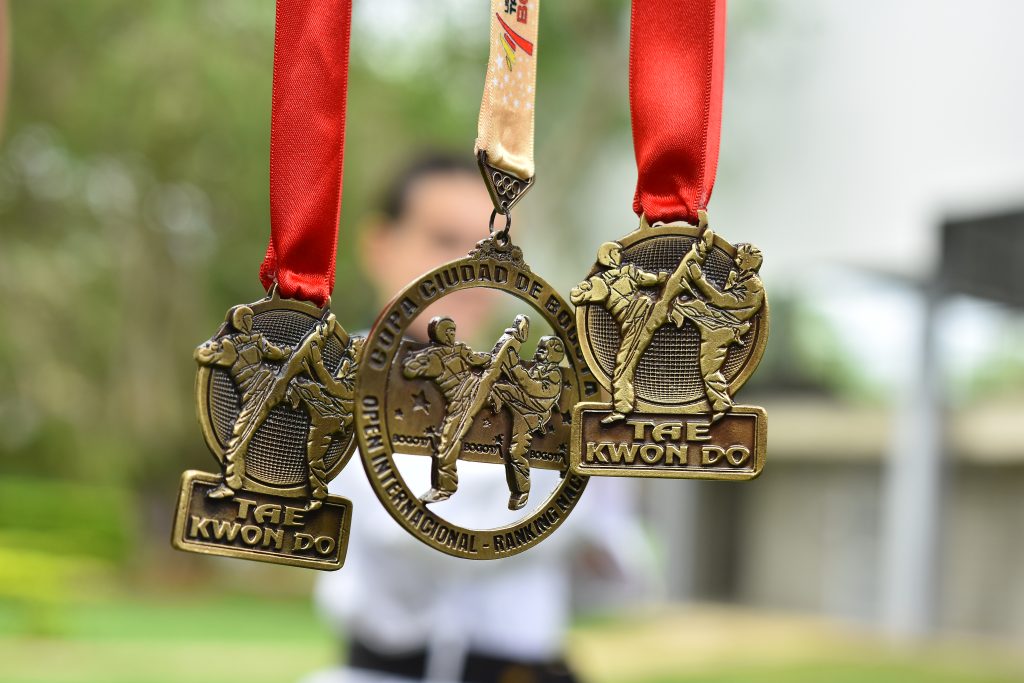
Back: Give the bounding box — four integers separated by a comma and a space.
355, 236, 595, 560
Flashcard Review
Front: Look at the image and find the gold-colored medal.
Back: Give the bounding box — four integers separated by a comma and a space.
172, 292, 362, 569
571, 0, 769, 480
171, 0, 360, 570
351, 0, 591, 558
569, 213, 768, 480
355, 236, 594, 559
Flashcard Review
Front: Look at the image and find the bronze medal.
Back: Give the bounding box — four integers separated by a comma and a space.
351, 0, 592, 558
172, 292, 363, 569
569, 214, 768, 480
355, 235, 595, 559
570, 0, 770, 480
170, 1, 360, 570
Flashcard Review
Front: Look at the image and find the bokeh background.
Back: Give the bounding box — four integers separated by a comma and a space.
3, 1, 1024, 682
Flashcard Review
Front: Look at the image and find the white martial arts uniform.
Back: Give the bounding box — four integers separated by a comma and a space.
303, 452, 657, 683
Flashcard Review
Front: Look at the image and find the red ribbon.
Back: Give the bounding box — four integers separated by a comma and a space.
630, 0, 726, 225
259, 0, 352, 307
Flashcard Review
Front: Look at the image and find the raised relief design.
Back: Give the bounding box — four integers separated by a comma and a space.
356, 235, 592, 559
402, 315, 565, 510
172, 293, 361, 570
569, 215, 769, 480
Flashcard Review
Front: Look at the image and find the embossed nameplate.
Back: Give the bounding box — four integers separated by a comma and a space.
172, 470, 352, 570
570, 404, 766, 480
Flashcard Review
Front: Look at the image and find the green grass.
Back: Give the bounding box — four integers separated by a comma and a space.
2, 596, 1023, 683
0, 593, 336, 683
634, 662, 1024, 683
19, 595, 328, 643
0, 478, 135, 562
569, 609, 1024, 683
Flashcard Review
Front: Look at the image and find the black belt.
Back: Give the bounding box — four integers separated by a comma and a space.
347, 638, 579, 683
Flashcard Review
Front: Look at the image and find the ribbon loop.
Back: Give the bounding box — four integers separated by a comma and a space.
630, 0, 726, 226
475, 0, 540, 199
259, 0, 353, 307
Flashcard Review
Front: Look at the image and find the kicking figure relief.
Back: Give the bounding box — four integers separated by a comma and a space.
572, 230, 764, 422
402, 314, 566, 509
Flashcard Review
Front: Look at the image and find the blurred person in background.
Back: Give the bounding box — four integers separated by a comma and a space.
304, 153, 658, 683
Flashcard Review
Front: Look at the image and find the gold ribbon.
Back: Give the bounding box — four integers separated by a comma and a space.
475, 0, 539, 181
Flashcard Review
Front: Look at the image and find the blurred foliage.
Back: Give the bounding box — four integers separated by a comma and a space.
0, 477, 133, 561
953, 312, 1024, 403
0, 477, 128, 629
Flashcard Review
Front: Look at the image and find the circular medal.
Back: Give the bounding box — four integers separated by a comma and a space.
355, 236, 592, 559
173, 290, 363, 571
569, 215, 769, 481
172, 0, 361, 571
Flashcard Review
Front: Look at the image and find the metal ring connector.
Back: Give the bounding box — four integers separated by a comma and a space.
489, 209, 512, 245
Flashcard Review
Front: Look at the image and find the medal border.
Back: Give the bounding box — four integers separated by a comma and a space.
575, 221, 770, 414
193, 292, 359, 497
355, 239, 590, 560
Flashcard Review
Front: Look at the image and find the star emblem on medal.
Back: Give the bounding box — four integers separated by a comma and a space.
411, 389, 431, 414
